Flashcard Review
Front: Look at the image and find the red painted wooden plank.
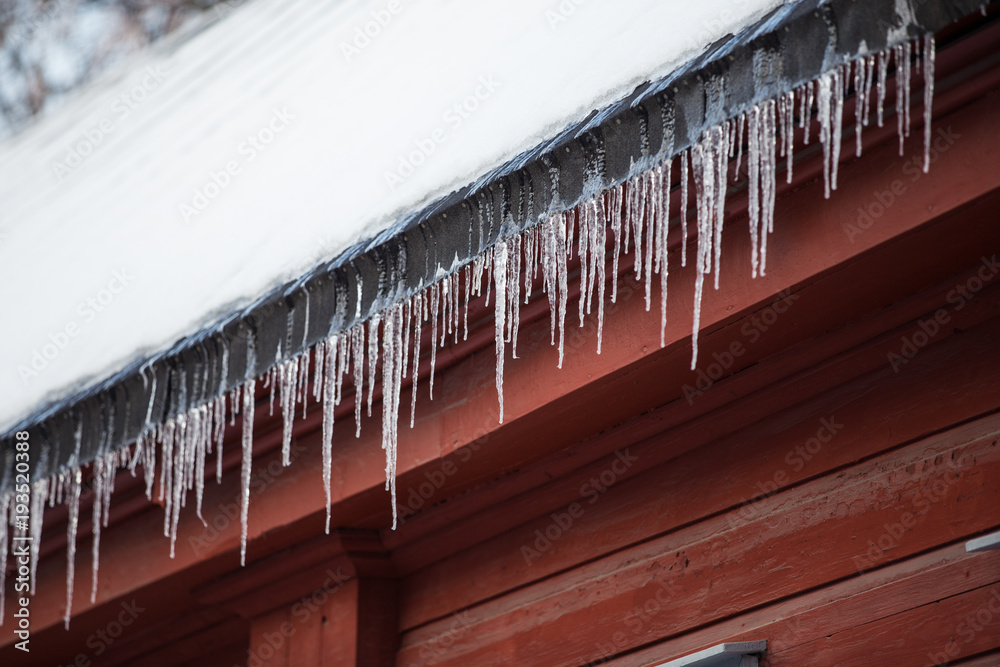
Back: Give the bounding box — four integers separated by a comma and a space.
397, 418, 1000, 666
399, 291, 1000, 631
602, 545, 1000, 667
768, 584, 1000, 666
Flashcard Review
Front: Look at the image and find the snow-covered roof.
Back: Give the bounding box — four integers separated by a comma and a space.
0, 0, 787, 434
0, 0, 976, 486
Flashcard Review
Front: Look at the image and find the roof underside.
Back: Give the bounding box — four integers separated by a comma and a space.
0, 0, 989, 493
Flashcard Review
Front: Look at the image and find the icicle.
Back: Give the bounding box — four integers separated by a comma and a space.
863, 55, 875, 128
29, 478, 47, 596
463, 264, 471, 340
381, 304, 405, 528
353, 325, 365, 437
319, 337, 335, 528
214, 395, 225, 483
313, 338, 326, 402
644, 172, 656, 310
609, 186, 623, 303
877, 50, 888, 128
734, 113, 746, 179
91, 455, 105, 603
508, 233, 522, 358
279, 358, 297, 467
297, 353, 310, 420
817, 72, 834, 199
854, 58, 866, 157
832, 66, 844, 194
713, 124, 728, 291
895, 41, 913, 156
923, 35, 935, 173
690, 139, 713, 370
748, 105, 761, 279
239, 378, 255, 566
410, 294, 422, 428
594, 199, 607, 354
760, 99, 777, 276
194, 406, 208, 522
494, 239, 508, 423
440, 276, 451, 348
784, 91, 795, 184
557, 213, 569, 368
429, 284, 439, 399
367, 315, 381, 418
632, 176, 644, 284
680, 151, 689, 267
659, 158, 671, 347
65, 467, 82, 629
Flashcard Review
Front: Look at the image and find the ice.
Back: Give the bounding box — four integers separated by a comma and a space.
877, 50, 889, 128
690, 133, 717, 370
321, 336, 338, 534
923, 36, 935, 173
644, 172, 656, 310
380, 305, 403, 528
680, 151, 690, 268
494, 240, 508, 423
352, 324, 365, 437
895, 42, 913, 156
410, 296, 422, 428
429, 283, 439, 399
594, 199, 608, 353
854, 58, 867, 157
367, 314, 381, 418
279, 357, 297, 467
748, 106, 761, 279
783, 91, 795, 184
760, 99, 777, 277
239, 378, 255, 567
29, 479, 48, 596
609, 185, 623, 302
658, 159, 671, 347
65, 468, 82, 629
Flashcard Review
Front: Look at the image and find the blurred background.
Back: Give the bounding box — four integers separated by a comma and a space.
0, 0, 241, 138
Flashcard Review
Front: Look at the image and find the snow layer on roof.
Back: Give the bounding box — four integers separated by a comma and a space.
0, 0, 788, 433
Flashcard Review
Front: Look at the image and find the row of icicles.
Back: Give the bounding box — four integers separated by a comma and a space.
0, 36, 934, 630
